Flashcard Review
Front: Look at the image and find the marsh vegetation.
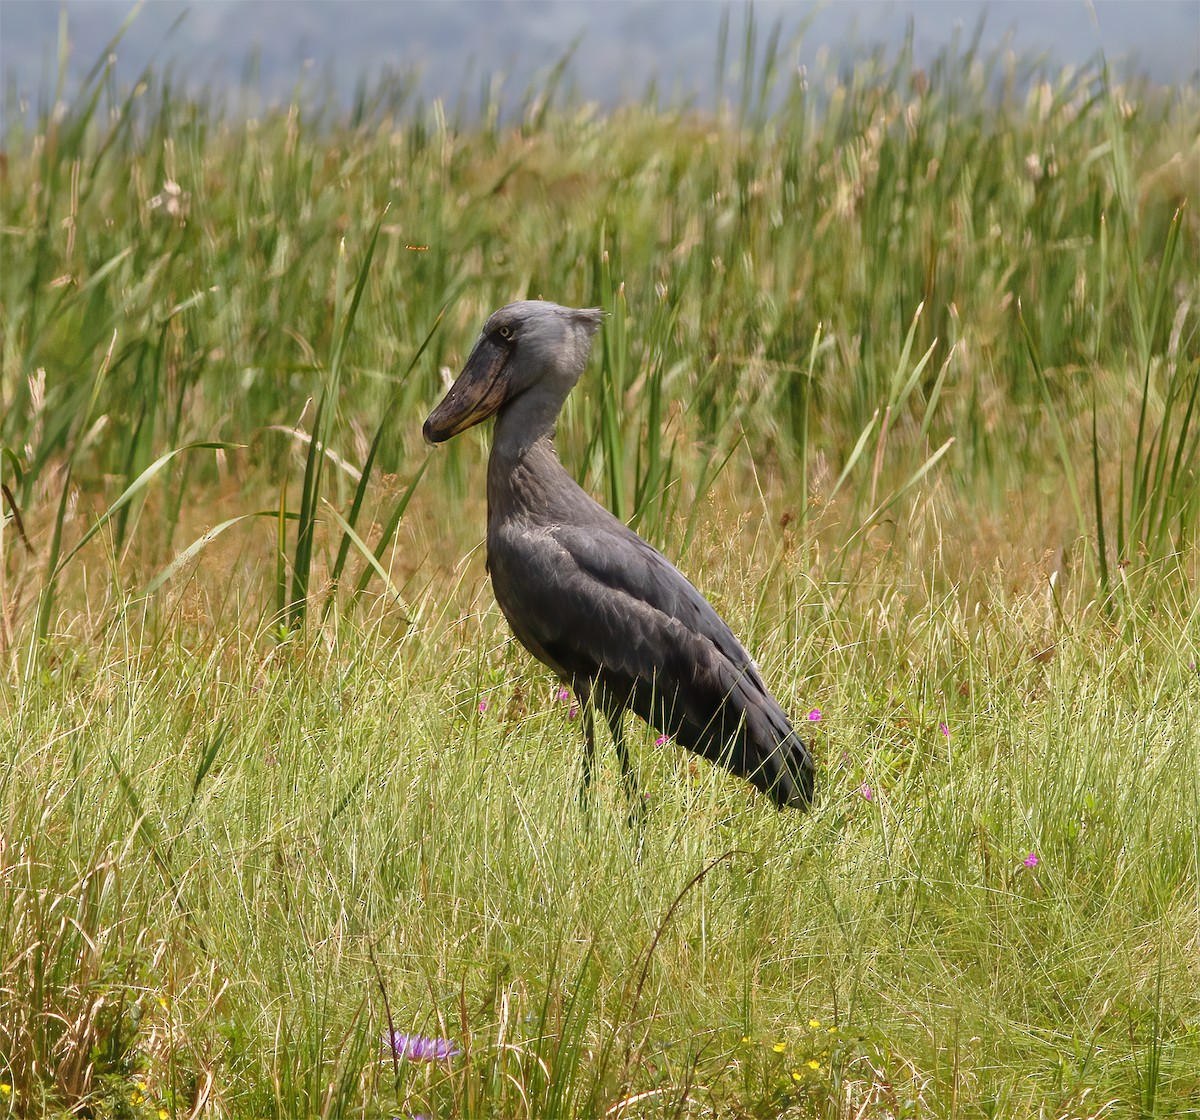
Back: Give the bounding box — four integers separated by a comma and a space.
1, 17, 1197, 1118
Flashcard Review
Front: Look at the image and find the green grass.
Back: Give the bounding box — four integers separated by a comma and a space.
1, 18, 1198, 1119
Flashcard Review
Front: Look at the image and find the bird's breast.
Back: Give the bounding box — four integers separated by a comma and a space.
486, 518, 572, 677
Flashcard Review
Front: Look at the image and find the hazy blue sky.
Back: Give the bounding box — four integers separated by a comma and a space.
2, 1, 1197, 119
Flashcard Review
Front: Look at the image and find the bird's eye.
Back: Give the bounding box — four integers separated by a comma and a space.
497, 325, 513, 340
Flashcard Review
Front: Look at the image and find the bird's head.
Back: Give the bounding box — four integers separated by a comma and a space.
423, 301, 604, 443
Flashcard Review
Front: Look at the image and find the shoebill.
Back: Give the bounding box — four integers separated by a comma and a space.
423, 300, 814, 815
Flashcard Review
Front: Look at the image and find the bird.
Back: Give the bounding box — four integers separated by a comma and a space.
423, 300, 814, 815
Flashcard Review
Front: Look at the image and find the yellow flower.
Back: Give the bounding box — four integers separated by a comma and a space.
808, 1018, 821, 1029
740, 1035, 751, 1044
159, 1111, 169, 1119
772, 1041, 786, 1053
807, 1058, 821, 1070
158, 996, 169, 1010
130, 1089, 145, 1105
827, 1025, 838, 1034
0, 1082, 11, 1095
791, 1070, 803, 1082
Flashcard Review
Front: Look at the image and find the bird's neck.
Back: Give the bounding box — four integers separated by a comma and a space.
487, 390, 574, 521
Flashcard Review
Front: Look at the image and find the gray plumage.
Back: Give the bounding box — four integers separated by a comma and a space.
424, 300, 814, 812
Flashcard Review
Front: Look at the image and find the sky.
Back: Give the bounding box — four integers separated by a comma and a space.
1, 0, 1197, 121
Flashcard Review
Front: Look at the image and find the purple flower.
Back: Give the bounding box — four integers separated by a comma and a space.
556, 688, 571, 702
1023, 852, 1038, 869
568, 704, 579, 720
655, 734, 671, 746
478, 699, 488, 714
859, 782, 873, 801
939, 722, 950, 737
383, 1031, 462, 1062
807, 709, 821, 722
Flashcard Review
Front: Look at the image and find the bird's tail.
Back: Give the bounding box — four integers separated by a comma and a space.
681, 686, 815, 809
752, 726, 814, 809
722, 676, 815, 809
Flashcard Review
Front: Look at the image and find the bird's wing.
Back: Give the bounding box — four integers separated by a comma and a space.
561, 519, 762, 675
491, 515, 766, 715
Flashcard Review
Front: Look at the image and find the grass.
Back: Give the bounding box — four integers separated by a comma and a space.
1, 14, 1198, 1119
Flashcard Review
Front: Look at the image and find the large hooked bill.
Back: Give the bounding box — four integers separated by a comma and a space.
423, 334, 509, 444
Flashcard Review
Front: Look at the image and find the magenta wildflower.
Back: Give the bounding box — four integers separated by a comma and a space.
477, 699, 488, 714
568, 704, 579, 720
556, 687, 571, 702
383, 1031, 462, 1062
807, 708, 822, 721
1023, 852, 1039, 869
939, 722, 950, 737
655, 734, 670, 746
859, 782, 873, 801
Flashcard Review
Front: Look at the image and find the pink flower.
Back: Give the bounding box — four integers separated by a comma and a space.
478, 699, 488, 714
568, 705, 579, 720
1024, 852, 1038, 868
556, 688, 571, 702
939, 722, 950, 737
859, 782, 873, 801
655, 735, 670, 746
807, 709, 822, 722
